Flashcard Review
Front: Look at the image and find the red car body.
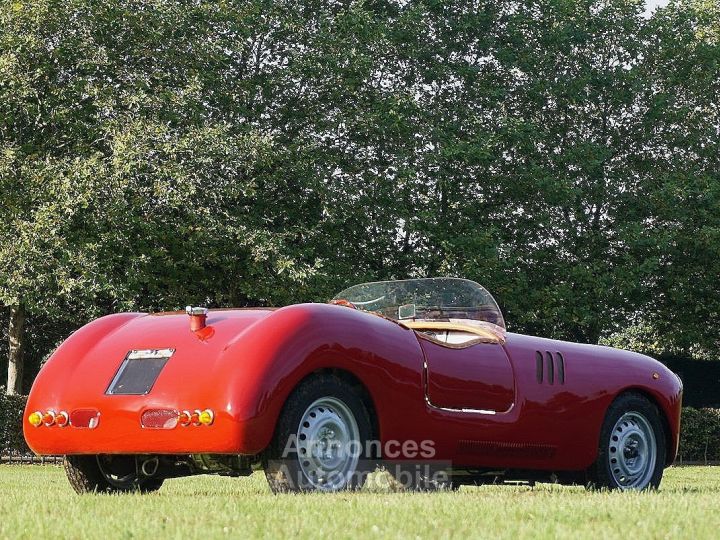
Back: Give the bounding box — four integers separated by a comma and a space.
24, 302, 682, 474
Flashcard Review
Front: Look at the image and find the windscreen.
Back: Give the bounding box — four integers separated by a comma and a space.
333, 278, 505, 332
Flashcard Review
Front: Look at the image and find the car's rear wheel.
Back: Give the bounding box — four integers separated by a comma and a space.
587, 392, 666, 490
64, 455, 164, 494
263, 374, 375, 493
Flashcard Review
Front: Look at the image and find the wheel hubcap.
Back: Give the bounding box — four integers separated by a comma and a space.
608, 411, 657, 489
296, 397, 360, 491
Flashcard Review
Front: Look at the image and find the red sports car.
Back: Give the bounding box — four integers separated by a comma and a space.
23, 278, 682, 493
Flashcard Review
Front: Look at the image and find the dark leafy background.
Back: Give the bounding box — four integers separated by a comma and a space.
1, 0, 719, 393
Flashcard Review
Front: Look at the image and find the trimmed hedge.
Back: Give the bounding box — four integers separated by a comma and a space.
0, 390, 29, 456
0, 394, 718, 463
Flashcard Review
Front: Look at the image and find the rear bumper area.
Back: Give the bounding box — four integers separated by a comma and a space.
24, 407, 256, 456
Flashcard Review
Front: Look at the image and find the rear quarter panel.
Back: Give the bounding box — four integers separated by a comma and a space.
217, 304, 427, 454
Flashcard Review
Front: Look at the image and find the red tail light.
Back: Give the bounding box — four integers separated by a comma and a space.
70, 409, 100, 429
42, 410, 56, 426
141, 408, 214, 428
178, 410, 192, 427
55, 411, 69, 427
141, 409, 179, 429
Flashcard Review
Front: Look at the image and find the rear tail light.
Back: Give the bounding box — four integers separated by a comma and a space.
198, 409, 214, 426
141, 408, 214, 428
29, 406, 214, 429
178, 410, 192, 427
69, 409, 100, 429
28, 411, 43, 427
55, 411, 69, 427
42, 410, 56, 426
141, 409, 179, 429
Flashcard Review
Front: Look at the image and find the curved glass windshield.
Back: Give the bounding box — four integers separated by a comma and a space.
333, 278, 505, 335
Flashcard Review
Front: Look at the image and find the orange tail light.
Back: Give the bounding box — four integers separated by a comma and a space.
28, 411, 43, 427
198, 409, 214, 426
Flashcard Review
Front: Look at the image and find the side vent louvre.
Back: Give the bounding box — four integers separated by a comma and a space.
535, 351, 566, 385
557, 352, 565, 384
546, 351, 554, 385
535, 351, 544, 383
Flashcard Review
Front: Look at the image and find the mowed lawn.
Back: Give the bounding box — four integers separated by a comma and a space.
0, 465, 718, 539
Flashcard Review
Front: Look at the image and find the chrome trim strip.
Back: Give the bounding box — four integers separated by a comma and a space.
424, 393, 499, 415
127, 348, 175, 360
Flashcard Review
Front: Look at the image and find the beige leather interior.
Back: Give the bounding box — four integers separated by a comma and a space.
401, 321, 502, 343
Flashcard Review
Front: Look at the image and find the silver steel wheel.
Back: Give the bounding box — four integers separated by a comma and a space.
296, 396, 361, 491
608, 411, 657, 489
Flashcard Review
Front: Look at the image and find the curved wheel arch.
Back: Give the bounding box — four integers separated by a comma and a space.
262, 370, 378, 492
587, 390, 667, 490
218, 303, 425, 457
274, 367, 382, 451
607, 388, 673, 466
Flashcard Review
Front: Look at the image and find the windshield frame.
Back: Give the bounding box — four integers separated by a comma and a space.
332, 278, 506, 340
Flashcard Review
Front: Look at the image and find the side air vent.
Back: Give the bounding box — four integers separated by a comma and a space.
536, 351, 565, 385
546, 351, 554, 384
556, 352, 565, 384
457, 439, 556, 459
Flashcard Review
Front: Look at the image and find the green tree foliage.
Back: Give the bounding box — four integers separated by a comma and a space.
0, 0, 327, 391
638, 1, 720, 353
400, 0, 674, 344
1, 0, 719, 391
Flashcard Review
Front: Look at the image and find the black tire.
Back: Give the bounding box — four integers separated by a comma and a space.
587, 392, 666, 490
263, 374, 375, 493
64, 455, 164, 494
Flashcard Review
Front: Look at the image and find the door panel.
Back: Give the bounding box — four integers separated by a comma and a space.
420, 338, 515, 412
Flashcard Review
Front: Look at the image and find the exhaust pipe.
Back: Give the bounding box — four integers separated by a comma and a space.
141, 456, 159, 477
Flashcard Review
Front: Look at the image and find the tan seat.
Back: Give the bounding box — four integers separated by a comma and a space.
401, 320, 503, 344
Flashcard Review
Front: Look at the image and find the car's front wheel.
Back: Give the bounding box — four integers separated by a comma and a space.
263, 374, 375, 493
64, 455, 164, 494
588, 392, 666, 490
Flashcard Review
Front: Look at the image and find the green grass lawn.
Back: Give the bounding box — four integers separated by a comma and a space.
0, 465, 718, 539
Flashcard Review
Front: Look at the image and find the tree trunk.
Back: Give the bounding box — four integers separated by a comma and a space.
6, 304, 26, 395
